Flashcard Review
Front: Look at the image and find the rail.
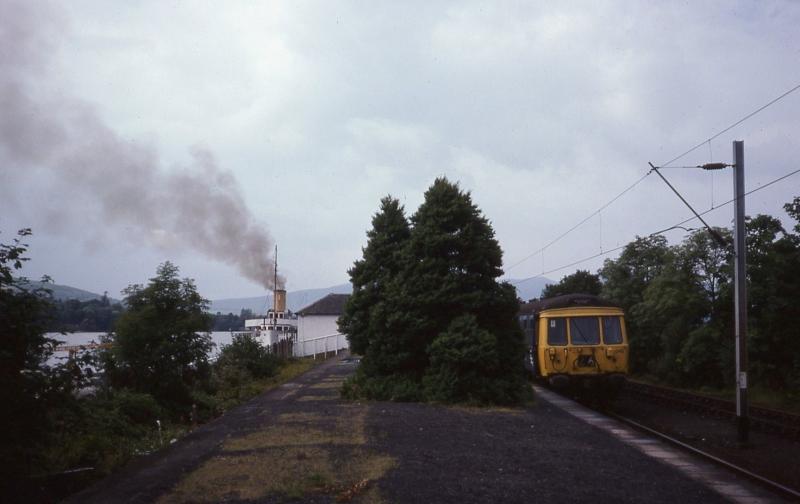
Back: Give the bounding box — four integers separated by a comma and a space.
607, 410, 800, 501
547, 383, 800, 500
623, 380, 800, 440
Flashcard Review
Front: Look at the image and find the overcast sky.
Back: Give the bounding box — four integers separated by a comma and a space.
2, 1, 800, 300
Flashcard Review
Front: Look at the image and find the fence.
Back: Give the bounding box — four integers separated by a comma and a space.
270, 339, 293, 359
296, 333, 348, 359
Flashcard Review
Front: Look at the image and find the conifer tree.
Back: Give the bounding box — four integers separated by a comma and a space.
376, 178, 526, 404
338, 196, 410, 358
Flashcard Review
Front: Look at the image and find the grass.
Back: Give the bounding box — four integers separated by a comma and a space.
296, 394, 336, 402
159, 375, 396, 503
214, 357, 322, 411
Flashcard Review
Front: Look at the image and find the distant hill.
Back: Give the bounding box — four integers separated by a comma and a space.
16, 275, 550, 315
210, 283, 353, 315
505, 276, 552, 302
16, 279, 120, 303
210, 278, 552, 315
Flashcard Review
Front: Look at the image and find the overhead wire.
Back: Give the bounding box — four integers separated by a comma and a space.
510, 166, 800, 286
659, 82, 800, 168
504, 172, 651, 271
650, 166, 800, 236
506, 81, 800, 274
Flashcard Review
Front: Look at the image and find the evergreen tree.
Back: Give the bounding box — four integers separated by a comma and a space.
361, 178, 525, 404
338, 196, 410, 357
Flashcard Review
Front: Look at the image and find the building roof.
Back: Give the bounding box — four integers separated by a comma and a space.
298, 293, 351, 316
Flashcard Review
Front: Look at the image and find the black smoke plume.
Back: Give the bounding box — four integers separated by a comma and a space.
0, 1, 283, 290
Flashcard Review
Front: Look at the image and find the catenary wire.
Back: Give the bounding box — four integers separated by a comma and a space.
650, 166, 800, 236
510, 166, 800, 286
504, 172, 650, 271
659, 82, 800, 168
505, 82, 800, 273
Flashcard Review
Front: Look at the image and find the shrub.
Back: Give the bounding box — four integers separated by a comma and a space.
215, 333, 281, 380
423, 315, 523, 405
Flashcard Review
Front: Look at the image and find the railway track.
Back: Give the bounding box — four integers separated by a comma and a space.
622, 380, 800, 440
606, 410, 800, 502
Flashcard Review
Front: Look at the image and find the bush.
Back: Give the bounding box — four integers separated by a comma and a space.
110, 390, 163, 426
423, 315, 523, 405
341, 372, 422, 402
676, 326, 724, 387
215, 333, 281, 380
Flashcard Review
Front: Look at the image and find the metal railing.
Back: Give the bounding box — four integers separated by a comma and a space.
296, 333, 348, 359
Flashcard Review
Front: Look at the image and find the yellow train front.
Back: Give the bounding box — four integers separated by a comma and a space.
519, 294, 628, 393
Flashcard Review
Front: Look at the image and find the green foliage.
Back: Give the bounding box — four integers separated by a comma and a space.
343, 179, 527, 405
601, 198, 800, 394
341, 370, 423, 402
541, 269, 602, 298
0, 233, 318, 499
677, 326, 724, 387
785, 196, 800, 234
211, 308, 255, 331
423, 314, 520, 404
600, 235, 672, 373
108, 262, 214, 417
339, 196, 410, 355
49, 297, 125, 332
216, 332, 281, 379
0, 229, 94, 496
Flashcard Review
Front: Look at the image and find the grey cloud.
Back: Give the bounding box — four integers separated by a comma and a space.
0, 1, 283, 290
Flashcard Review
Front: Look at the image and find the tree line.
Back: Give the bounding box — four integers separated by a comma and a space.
44, 296, 252, 333
542, 196, 800, 393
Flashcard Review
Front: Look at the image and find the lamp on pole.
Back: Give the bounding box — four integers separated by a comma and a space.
731, 140, 748, 445
700, 140, 748, 445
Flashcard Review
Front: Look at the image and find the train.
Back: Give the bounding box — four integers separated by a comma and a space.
518, 293, 629, 394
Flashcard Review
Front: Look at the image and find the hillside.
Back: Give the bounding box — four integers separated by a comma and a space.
15, 276, 550, 315
209, 283, 353, 314
209, 278, 551, 315
16, 279, 120, 303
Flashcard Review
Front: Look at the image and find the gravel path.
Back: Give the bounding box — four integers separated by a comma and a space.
69, 357, 746, 503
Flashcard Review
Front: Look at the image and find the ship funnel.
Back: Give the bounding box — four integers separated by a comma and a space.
274, 289, 287, 312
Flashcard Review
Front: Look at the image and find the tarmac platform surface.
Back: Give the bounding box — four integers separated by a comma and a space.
70, 356, 784, 503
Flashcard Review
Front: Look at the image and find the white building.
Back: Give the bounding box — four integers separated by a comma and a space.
295, 293, 350, 357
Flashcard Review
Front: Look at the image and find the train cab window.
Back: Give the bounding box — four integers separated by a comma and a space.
569, 317, 600, 345
546, 318, 567, 345
602, 316, 623, 344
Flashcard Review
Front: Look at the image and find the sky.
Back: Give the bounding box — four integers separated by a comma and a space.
2, 0, 800, 300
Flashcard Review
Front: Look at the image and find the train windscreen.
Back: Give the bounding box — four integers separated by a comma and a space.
602, 316, 623, 344
547, 318, 567, 345
569, 317, 600, 345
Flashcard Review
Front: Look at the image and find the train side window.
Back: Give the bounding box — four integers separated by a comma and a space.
602, 316, 623, 344
547, 318, 567, 345
569, 317, 600, 345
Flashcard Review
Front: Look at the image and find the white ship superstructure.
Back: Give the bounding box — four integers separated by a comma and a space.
244, 288, 297, 346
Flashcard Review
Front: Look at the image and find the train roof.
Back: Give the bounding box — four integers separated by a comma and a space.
519, 293, 620, 315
